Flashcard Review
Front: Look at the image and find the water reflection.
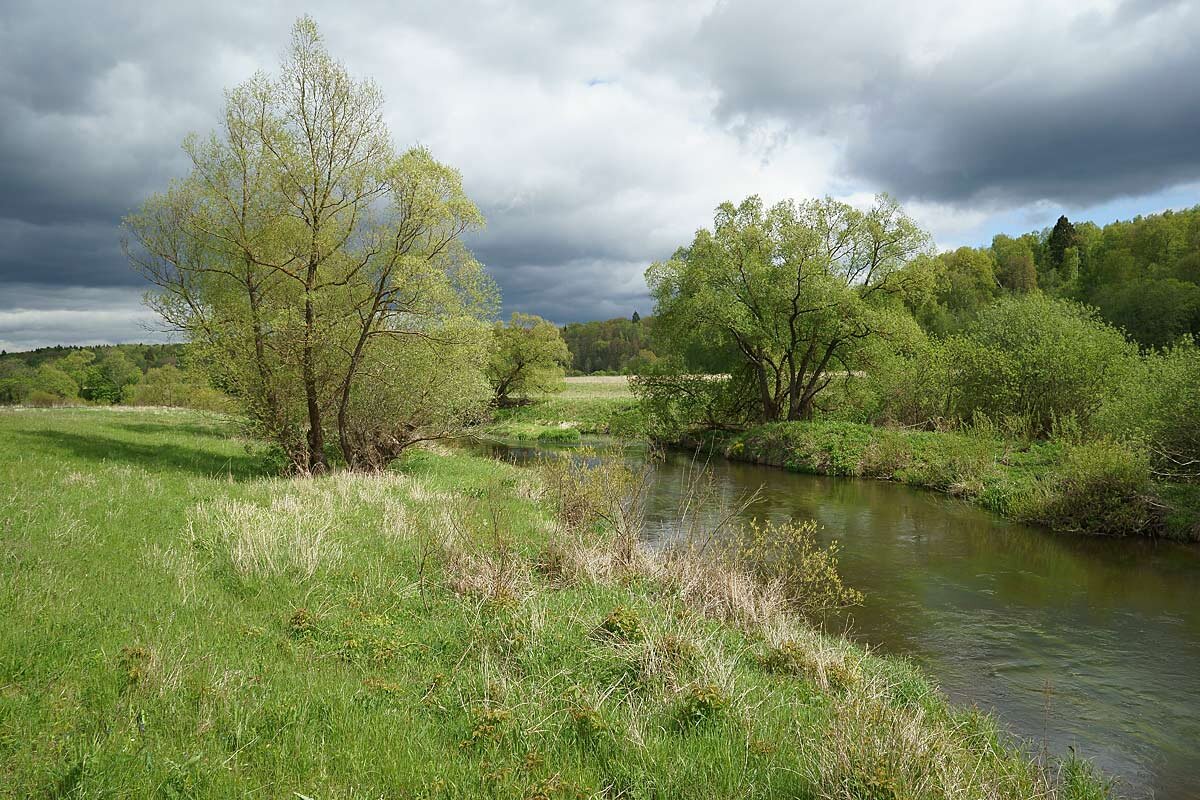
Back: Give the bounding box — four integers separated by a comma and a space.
469, 437, 1200, 799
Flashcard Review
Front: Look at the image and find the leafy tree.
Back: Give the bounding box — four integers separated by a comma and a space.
950, 295, 1136, 435
0, 361, 34, 404
646, 194, 930, 422
82, 350, 141, 403
1097, 342, 1200, 481
488, 313, 570, 403
1093, 278, 1200, 350
1057, 246, 1081, 293
58, 350, 95, 391
991, 235, 1038, 293
1046, 215, 1078, 268
124, 18, 495, 472
903, 247, 999, 334
32, 364, 79, 401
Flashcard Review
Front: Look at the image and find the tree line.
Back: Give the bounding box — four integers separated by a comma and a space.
907, 209, 1200, 348
0, 344, 209, 407
560, 314, 655, 374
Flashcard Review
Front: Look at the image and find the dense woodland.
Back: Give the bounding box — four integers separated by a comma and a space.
560, 313, 654, 374
908, 207, 1200, 348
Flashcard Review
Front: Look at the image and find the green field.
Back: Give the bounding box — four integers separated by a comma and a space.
0, 408, 1107, 798
484, 377, 642, 441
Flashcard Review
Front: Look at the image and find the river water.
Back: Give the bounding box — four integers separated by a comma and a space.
472, 438, 1200, 799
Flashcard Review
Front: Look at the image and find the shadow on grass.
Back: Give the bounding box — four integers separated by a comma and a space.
110, 420, 239, 439
15, 429, 270, 481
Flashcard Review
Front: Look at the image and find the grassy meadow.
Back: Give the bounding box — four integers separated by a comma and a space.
484, 377, 644, 443
0, 407, 1109, 798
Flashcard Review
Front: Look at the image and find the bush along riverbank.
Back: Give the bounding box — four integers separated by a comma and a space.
677, 421, 1200, 541
0, 408, 1111, 797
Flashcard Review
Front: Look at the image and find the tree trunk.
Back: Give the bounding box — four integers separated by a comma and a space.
756, 363, 779, 421
302, 267, 327, 474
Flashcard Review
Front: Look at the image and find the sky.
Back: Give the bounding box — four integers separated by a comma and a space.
2, 0, 1199, 352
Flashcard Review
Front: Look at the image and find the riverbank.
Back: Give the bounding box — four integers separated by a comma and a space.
481, 379, 1199, 540
682, 422, 1200, 541
0, 407, 1109, 797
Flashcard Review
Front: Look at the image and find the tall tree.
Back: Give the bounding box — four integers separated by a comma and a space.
647, 195, 930, 421
488, 313, 570, 404
1047, 215, 1078, 268
125, 17, 495, 472
992, 235, 1038, 293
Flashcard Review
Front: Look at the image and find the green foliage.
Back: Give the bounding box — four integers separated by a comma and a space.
675, 683, 727, 726
125, 18, 496, 473
594, 607, 643, 642
630, 366, 750, 439
488, 313, 570, 402
992, 234, 1038, 293
31, 363, 78, 401
645, 194, 931, 424
1047, 215, 1079, 269
949, 295, 1137, 436
714, 419, 1195, 539
122, 364, 233, 411
903, 247, 1000, 334
1096, 341, 1200, 482
1016, 440, 1160, 536
80, 350, 141, 403
560, 315, 655, 374
0, 344, 188, 406
833, 317, 956, 428
1091, 277, 1200, 350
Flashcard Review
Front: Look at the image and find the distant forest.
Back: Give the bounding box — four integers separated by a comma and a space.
907, 205, 1200, 349
560, 312, 654, 374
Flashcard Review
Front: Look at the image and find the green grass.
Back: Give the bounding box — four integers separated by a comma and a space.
698, 420, 1197, 540
487, 377, 643, 439
0, 408, 1110, 797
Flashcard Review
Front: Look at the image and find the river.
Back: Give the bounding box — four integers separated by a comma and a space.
471, 437, 1200, 799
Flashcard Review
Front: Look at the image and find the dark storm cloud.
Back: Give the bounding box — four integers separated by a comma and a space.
0, 0, 685, 342
0, 1, 273, 297
684, 0, 1200, 206
3, 0, 1200, 350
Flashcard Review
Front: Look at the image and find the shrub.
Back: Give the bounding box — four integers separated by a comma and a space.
25, 390, 64, 408
1096, 341, 1200, 482
1020, 440, 1161, 536
594, 606, 643, 642
675, 683, 727, 726
122, 364, 233, 411
951, 295, 1137, 436
731, 519, 863, 619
